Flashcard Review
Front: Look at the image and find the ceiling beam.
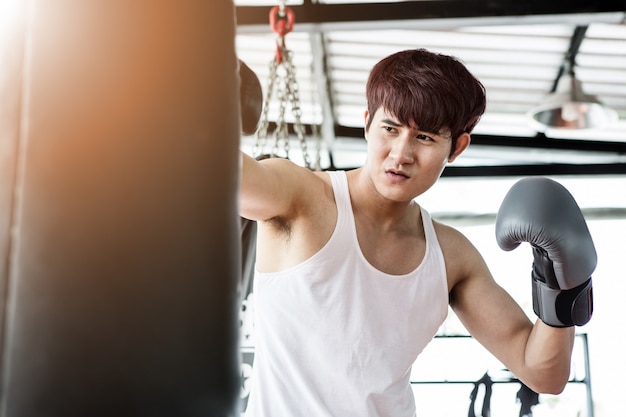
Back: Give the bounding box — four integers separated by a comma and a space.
440, 163, 626, 177
470, 133, 626, 154
236, 1, 626, 32
334, 125, 626, 154
326, 161, 626, 177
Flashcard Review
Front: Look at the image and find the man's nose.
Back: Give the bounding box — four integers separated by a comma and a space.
389, 135, 414, 165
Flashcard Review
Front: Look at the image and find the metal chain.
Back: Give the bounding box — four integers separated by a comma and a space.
312, 122, 321, 170
253, 60, 277, 158
254, 3, 317, 170
282, 47, 311, 169
272, 61, 290, 159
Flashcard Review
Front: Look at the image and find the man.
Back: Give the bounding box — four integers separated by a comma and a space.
239, 49, 595, 416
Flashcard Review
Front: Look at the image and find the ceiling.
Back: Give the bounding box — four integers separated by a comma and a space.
234, 0, 626, 176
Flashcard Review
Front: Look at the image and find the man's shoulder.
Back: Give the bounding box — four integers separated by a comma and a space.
431, 219, 486, 287
431, 219, 467, 246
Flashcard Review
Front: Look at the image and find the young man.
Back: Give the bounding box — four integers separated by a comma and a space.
239, 49, 595, 416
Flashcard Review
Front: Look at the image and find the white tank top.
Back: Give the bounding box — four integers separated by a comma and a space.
246, 170, 448, 417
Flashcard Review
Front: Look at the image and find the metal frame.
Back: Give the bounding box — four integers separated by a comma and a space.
237, 1, 626, 31
411, 333, 594, 417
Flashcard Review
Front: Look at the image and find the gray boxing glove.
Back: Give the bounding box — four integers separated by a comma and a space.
495, 177, 597, 327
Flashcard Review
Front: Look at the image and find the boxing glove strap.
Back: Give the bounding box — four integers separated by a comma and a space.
532, 276, 593, 327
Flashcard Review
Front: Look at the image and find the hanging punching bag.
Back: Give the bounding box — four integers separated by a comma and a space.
0, 1, 241, 416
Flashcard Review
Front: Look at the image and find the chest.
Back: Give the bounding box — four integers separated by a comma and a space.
354, 217, 427, 276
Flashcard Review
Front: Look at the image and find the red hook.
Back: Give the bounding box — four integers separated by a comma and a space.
269, 5, 295, 63
269, 5, 295, 37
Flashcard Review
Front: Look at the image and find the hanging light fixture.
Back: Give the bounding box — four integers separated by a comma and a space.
527, 64, 618, 131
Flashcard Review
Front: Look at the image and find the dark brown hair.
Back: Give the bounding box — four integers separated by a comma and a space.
366, 49, 486, 154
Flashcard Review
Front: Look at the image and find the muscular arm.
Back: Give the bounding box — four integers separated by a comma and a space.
239, 153, 335, 273
442, 225, 574, 394
239, 152, 312, 222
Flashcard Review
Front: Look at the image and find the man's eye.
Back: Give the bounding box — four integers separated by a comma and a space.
416, 134, 433, 141
383, 126, 396, 133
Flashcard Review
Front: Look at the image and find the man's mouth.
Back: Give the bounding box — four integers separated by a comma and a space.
386, 169, 409, 179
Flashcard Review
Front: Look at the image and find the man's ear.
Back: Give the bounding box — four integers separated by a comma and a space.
448, 132, 471, 163
363, 110, 370, 139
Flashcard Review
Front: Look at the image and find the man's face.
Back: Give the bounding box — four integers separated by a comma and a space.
363, 107, 463, 202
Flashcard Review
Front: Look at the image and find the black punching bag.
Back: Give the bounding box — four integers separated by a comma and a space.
0, 1, 241, 416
